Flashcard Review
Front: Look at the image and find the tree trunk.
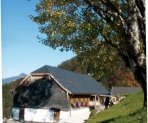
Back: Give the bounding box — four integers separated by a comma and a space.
121, 55, 147, 107
126, 0, 146, 107
142, 82, 147, 107
134, 67, 147, 107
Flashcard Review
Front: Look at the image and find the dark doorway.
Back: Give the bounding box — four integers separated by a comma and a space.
51, 108, 60, 122
19, 108, 24, 121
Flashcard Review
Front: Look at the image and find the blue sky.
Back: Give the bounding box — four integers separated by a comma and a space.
2, 0, 75, 78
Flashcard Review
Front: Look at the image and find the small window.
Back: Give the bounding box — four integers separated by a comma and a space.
12, 108, 20, 120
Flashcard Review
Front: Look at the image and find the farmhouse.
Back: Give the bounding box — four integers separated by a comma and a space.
12, 65, 109, 122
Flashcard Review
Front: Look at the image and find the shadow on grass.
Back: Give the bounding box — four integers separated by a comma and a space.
96, 118, 115, 123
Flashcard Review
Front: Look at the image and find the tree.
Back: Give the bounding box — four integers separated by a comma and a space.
31, 0, 146, 106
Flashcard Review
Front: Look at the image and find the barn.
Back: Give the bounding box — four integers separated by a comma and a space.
11, 65, 109, 122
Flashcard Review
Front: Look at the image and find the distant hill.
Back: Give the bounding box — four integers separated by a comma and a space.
2, 73, 27, 84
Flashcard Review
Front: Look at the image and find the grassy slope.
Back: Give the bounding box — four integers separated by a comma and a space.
87, 91, 147, 123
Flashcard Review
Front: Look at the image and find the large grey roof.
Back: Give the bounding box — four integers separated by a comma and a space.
31, 65, 109, 95
111, 87, 142, 95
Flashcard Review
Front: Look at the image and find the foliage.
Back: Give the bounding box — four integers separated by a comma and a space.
31, 0, 146, 77
58, 57, 88, 74
31, 0, 127, 78
115, 69, 140, 87
2, 78, 22, 118
86, 91, 147, 123
31, 0, 146, 106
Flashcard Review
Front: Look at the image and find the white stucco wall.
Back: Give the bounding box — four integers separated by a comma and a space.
25, 109, 72, 122
12, 108, 54, 122
12, 107, 90, 122
60, 111, 71, 119
24, 108, 54, 122
59, 108, 90, 123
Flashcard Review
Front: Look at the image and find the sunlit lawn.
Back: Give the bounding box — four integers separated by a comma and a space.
86, 91, 147, 123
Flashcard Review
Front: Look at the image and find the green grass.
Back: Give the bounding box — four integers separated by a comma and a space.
86, 91, 147, 123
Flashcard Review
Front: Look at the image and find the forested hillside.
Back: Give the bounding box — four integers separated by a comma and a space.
3, 78, 23, 118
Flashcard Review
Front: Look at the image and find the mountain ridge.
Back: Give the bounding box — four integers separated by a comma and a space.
2, 73, 27, 84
